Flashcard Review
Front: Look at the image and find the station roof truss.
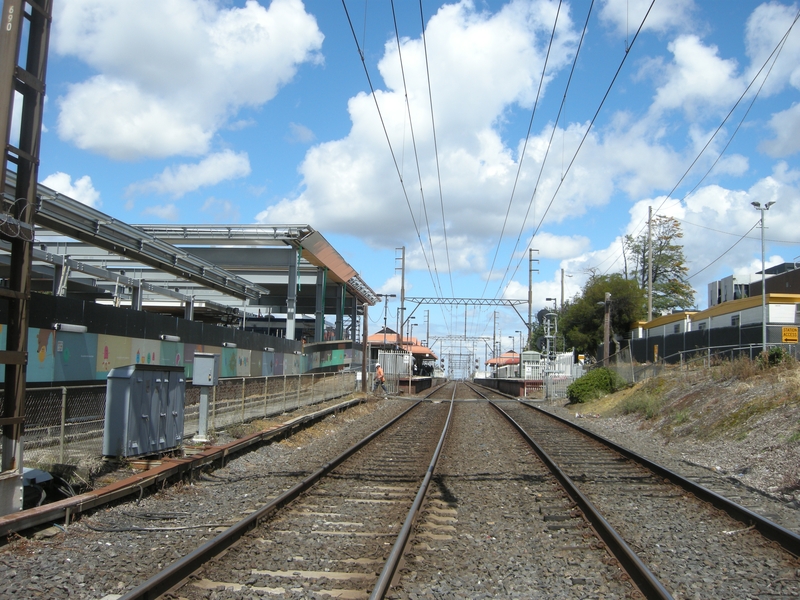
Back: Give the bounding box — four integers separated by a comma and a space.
2, 175, 378, 322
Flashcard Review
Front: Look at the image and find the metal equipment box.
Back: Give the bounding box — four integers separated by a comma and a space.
103, 364, 186, 458
193, 353, 220, 386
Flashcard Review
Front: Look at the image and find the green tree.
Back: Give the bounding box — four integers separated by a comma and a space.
623, 215, 695, 313
560, 274, 646, 355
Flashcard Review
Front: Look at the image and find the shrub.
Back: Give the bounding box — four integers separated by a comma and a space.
620, 392, 663, 419
757, 346, 792, 368
567, 367, 627, 403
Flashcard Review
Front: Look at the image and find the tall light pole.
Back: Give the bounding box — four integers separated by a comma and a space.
406, 316, 416, 340
515, 330, 522, 354
598, 293, 611, 365
376, 293, 396, 350
604, 293, 611, 364
560, 269, 572, 310
752, 201, 775, 356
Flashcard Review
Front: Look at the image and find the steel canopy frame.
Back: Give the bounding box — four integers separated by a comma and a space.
136, 224, 379, 307
2, 175, 271, 302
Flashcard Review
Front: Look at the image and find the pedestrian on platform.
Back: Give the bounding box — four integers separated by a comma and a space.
373, 362, 388, 396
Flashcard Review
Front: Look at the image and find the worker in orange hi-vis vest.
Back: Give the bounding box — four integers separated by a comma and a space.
373, 362, 388, 396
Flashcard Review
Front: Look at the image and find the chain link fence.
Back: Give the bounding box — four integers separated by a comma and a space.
5, 372, 358, 473
592, 343, 800, 385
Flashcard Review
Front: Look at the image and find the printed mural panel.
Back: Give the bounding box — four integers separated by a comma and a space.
54, 331, 98, 381
236, 349, 251, 377
159, 341, 185, 368
220, 347, 237, 378
130, 338, 161, 367
28, 328, 55, 383
96, 334, 133, 376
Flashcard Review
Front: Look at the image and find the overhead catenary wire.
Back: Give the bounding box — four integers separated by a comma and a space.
418, 0, 454, 298
390, 0, 444, 299
481, 0, 566, 299
502, 0, 656, 295
341, 0, 442, 296
491, 0, 595, 298
599, 7, 800, 278
687, 222, 759, 282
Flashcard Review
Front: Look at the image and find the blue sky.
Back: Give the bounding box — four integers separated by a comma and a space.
34, 0, 800, 351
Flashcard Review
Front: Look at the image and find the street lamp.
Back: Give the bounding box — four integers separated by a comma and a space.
515, 330, 522, 354
406, 316, 416, 340
752, 201, 775, 356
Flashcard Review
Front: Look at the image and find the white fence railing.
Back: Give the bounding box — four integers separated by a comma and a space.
9, 372, 358, 472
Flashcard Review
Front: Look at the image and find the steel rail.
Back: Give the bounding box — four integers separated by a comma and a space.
118, 401, 422, 600
462, 379, 519, 401
490, 401, 674, 600
520, 401, 800, 557
370, 388, 456, 598
0, 397, 365, 538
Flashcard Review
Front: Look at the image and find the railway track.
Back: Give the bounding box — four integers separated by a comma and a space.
493, 400, 800, 598
3, 384, 798, 598
119, 397, 454, 599
391, 382, 800, 598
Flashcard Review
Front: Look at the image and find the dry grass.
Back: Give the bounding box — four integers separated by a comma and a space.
577, 357, 800, 442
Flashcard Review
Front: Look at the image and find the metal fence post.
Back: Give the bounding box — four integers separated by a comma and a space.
296, 374, 301, 409
241, 377, 246, 422
311, 373, 315, 404
283, 375, 287, 413
212, 385, 217, 431
59, 387, 67, 464
263, 377, 268, 417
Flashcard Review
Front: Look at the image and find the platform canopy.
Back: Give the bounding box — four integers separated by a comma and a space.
2, 174, 378, 338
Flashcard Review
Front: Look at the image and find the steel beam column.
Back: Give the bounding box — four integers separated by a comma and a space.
314, 267, 326, 342
335, 283, 345, 340
286, 248, 298, 340
0, 0, 53, 516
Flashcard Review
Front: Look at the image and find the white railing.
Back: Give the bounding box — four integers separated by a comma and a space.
10, 372, 358, 471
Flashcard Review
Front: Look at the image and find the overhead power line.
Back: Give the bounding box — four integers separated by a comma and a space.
390, 0, 443, 297
504, 0, 656, 293
482, 0, 566, 298
601, 7, 800, 278
341, 0, 441, 296
418, 0, 454, 297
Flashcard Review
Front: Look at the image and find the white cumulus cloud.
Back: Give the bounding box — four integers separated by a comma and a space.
52, 0, 323, 159
127, 150, 251, 198
41, 172, 101, 208
142, 203, 180, 221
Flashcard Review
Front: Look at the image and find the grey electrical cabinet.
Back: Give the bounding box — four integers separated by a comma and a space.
193, 353, 219, 386
103, 364, 186, 458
